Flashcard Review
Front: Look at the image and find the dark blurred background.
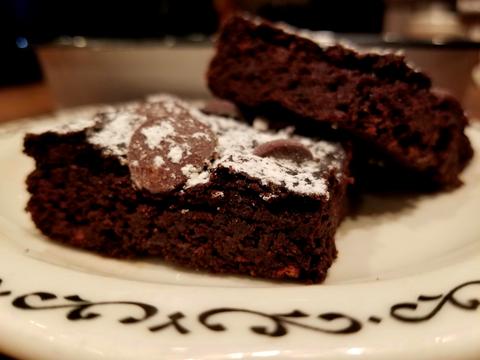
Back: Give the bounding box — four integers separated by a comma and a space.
3, 0, 480, 85
0, 0, 387, 86
4, 0, 480, 86
1, 0, 480, 122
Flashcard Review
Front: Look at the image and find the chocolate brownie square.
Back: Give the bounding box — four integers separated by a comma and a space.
24, 95, 351, 283
207, 15, 473, 190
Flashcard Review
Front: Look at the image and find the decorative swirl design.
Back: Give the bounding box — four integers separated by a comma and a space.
12, 292, 158, 324
148, 312, 189, 334
390, 280, 480, 322
0, 278, 11, 296
198, 308, 362, 337
0, 277, 479, 337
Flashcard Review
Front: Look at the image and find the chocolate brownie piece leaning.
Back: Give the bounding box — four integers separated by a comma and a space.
24, 95, 351, 283
207, 15, 473, 190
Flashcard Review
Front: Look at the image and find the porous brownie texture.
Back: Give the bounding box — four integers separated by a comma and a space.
207, 15, 473, 189
24, 98, 351, 283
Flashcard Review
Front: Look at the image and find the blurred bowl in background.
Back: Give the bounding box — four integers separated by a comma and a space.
37, 36, 480, 109
37, 37, 214, 108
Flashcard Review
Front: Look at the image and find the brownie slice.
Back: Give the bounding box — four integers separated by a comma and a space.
207, 15, 473, 190
24, 95, 351, 283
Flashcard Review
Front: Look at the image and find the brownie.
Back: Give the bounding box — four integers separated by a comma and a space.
207, 15, 473, 190
24, 95, 351, 283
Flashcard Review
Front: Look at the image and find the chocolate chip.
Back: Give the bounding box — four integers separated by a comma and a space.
128, 100, 217, 194
201, 99, 241, 119
253, 139, 313, 163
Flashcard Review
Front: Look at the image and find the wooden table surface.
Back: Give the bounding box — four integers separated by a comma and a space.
0, 82, 54, 124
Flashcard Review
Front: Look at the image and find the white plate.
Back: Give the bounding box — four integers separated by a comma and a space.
0, 112, 479, 360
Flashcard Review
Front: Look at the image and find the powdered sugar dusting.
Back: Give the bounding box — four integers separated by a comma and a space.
276, 22, 337, 48
211, 191, 224, 198
168, 145, 184, 163
261, 193, 278, 201
141, 121, 175, 149
192, 132, 210, 139
153, 156, 165, 167
269, 17, 400, 56
187, 99, 345, 198
182, 164, 210, 187
82, 94, 345, 198
252, 117, 269, 131
24, 106, 109, 136
88, 109, 147, 160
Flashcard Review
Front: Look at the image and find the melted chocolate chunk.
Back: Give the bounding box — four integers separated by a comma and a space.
201, 99, 241, 119
253, 139, 313, 163
128, 100, 217, 194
